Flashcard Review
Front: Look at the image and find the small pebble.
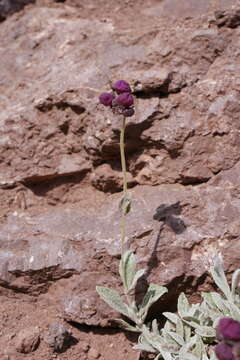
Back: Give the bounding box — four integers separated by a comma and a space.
88, 347, 100, 359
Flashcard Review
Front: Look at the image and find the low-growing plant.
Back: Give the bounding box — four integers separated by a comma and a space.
96, 80, 240, 360
135, 255, 240, 359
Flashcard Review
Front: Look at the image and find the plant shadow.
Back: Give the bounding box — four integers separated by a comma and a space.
134, 201, 187, 311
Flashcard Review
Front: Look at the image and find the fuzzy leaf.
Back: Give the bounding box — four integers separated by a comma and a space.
134, 341, 156, 353
182, 353, 201, 360
192, 336, 206, 358
187, 303, 201, 317
96, 286, 129, 317
178, 293, 190, 317
166, 330, 184, 346
162, 328, 180, 349
209, 348, 218, 360
163, 312, 179, 325
228, 301, 240, 321
176, 317, 184, 339
210, 255, 232, 301
182, 316, 200, 329
164, 320, 175, 333
154, 355, 163, 360
211, 292, 228, 313
152, 319, 159, 335
129, 268, 145, 291
141, 325, 162, 352
113, 319, 140, 333
195, 325, 216, 338
179, 335, 198, 357
184, 325, 192, 343
159, 349, 174, 360
231, 269, 240, 298
119, 250, 136, 291
140, 284, 168, 320
127, 305, 139, 324
202, 292, 215, 307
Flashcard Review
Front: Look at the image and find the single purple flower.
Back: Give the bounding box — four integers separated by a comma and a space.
116, 93, 134, 107
122, 107, 135, 117
112, 80, 131, 94
215, 343, 234, 360
218, 318, 240, 342
99, 92, 115, 107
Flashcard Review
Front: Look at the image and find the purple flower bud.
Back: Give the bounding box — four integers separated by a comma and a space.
116, 93, 134, 107
99, 92, 115, 107
122, 107, 135, 117
218, 318, 240, 342
215, 344, 234, 360
112, 80, 131, 94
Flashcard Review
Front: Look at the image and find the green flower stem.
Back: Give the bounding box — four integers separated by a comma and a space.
120, 116, 127, 254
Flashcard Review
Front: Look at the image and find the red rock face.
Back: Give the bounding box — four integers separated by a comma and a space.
0, 0, 240, 359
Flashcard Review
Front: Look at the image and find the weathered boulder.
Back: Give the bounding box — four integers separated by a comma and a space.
1, 160, 240, 325
0, 0, 240, 355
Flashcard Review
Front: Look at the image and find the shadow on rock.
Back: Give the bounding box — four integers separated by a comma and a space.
134, 202, 187, 315
146, 201, 186, 279
153, 201, 186, 234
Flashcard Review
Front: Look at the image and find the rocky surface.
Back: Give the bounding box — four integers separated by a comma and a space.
15, 326, 40, 353
0, 0, 34, 21
43, 322, 73, 352
1, 0, 240, 359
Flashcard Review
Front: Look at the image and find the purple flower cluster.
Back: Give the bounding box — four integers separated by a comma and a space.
215, 318, 240, 360
99, 80, 134, 117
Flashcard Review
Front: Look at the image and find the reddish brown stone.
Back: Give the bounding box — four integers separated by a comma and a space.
0, 1, 240, 360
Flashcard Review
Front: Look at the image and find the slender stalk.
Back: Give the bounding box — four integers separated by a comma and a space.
120, 117, 127, 254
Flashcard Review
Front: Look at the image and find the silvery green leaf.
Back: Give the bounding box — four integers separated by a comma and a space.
195, 325, 216, 338
228, 301, 240, 321
113, 319, 140, 333
166, 331, 184, 346
162, 329, 180, 348
129, 268, 145, 291
211, 292, 228, 312
119, 250, 136, 291
159, 349, 174, 360
119, 193, 131, 215
192, 336, 206, 358
127, 304, 139, 324
210, 255, 232, 301
141, 325, 162, 352
133, 342, 156, 353
209, 348, 218, 360
187, 303, 201, 317
213, 316, 222, 328
202, 292, 217, 308
182, 316, 200, 329
231, 269, 240, 297
154, 354, 163, 360
163, 312, 179, 325
164, 320, 175, 332
134, 332, 157, 352
96, 286, 129, 317
152, 319, 159, 335
178, 293, 190, 317
184, 324, 191, 342
176, 318, 184, 339
178, 335, 198, 357
140, 284, 168, 320
182, 354, 198, 360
